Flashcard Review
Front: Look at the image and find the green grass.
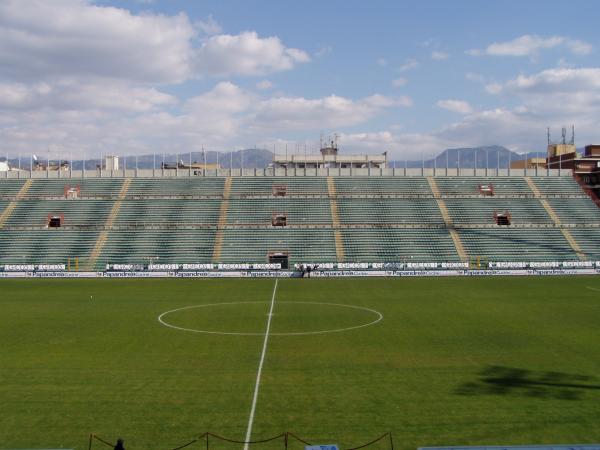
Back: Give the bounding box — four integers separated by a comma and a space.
1, 276, 600, 450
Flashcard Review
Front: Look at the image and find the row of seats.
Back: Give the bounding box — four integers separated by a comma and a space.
546, 198, 600, 224
229, 177, 328, 196
334, 177, 432, 196
6, 197, 598, 227
532, 177, 587, 197
219, 228, 337, 263
98, 229, 216, 267
0, 176, 587, 198
126, 177, 224, 197
458, 228, 579, 261
0, 179, 26, 196
570, 228, 600, 259
444, 198, 553, 225
0, 226, 588, 266
342, 228, 460, 262
0, 176, 596, 267
116, 199, 222, 226
24, 179, 125, 198
0, 230, 99, 264
1, 198, 597, 231
337, 198, 444, 224
227, 198, 332, 225
5, 200, 113, 227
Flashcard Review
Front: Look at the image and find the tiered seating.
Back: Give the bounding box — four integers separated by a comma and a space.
116, 199, 222, 225
337, 198, 443, 224
457, 228, 578, 261
98, 229, 216, 267
220, 228, 336, 263
127, 178, 224, 197
25, 179, 125, 198
230, 177, 328, 196
531, 177, 586, 197
0, 175, 597, 266
227, 198, 332, 225
5, 200, 113, 227
546, 198, 600, 224
334, 177, 432, 196
436, 177, 532, 196
0, 230, 100, 264
570, 229, 600, 259
0, 179, 26, 197
342, 228, 459, 262
445, 198, 553, 224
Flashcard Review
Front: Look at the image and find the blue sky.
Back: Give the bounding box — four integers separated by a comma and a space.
1, 0, 599, 158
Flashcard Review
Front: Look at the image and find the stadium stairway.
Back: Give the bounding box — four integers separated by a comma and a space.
327, 176, 345, 262
86, 178, 132, 270
525, 176, 586, 260
212, 176, 232, 262
0, 179, 33, 229
427, 177, 468, 262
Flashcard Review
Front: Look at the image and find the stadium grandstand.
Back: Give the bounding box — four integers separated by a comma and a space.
1, 161, 599, 275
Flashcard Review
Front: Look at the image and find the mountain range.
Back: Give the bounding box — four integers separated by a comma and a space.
2, 146, 549, 170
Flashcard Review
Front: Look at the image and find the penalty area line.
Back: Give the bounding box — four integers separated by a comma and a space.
243, 278, 278, 450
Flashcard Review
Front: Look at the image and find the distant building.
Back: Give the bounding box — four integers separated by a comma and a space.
105, 155, 119, 171
546, 127, 578, 169
572, 145, 600, 174
271, 136, 387, 169
510, 157, 546, 170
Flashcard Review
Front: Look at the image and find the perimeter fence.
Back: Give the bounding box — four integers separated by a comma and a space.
88, 431, 393, 450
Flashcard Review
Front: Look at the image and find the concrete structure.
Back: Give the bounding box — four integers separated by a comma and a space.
510, 157, 546, 170
105, 155, 119, 171
547, 143, 576, 158
272, 139, 387, 170
572, 145, 600, 175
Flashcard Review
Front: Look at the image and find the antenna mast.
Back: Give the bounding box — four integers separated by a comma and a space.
570, 125, 575, 145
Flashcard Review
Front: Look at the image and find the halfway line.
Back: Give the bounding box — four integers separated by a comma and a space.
243, 278, 278, 450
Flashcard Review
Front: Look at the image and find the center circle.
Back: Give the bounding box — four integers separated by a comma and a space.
158, 301, 383, 336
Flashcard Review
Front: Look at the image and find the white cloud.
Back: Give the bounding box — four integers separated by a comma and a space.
391, 77, 408, 87
485, 83, 502, 95
256, 80, 273, 90
465, 72, 486, 83
489, 67, 600, 116
195, 14, 222, 35
184, 82, 255, 115
0, 80, 176, 112
398, 58, 419, 72
437, 100, 473, 114
0, 0, 310, 83
431, 51, 449, 60
194, 31, 310, 76
377, 58, 388, 66
0, 81, 405, 156
253, 92, 410, 131
566, 39, 593, 55
468, 34, 593, 57
0, 0, 196, 84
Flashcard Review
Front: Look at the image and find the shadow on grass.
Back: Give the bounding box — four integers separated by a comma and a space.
456, 365, 600, 400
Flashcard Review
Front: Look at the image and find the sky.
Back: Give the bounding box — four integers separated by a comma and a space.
1, 0, 599, 159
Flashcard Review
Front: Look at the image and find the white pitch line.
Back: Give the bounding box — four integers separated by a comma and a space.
243, 278, 278, 450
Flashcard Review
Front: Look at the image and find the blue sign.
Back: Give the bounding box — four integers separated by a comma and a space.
306, 445, 339, 450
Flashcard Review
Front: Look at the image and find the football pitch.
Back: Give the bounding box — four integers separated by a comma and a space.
1, 276, 600, 450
